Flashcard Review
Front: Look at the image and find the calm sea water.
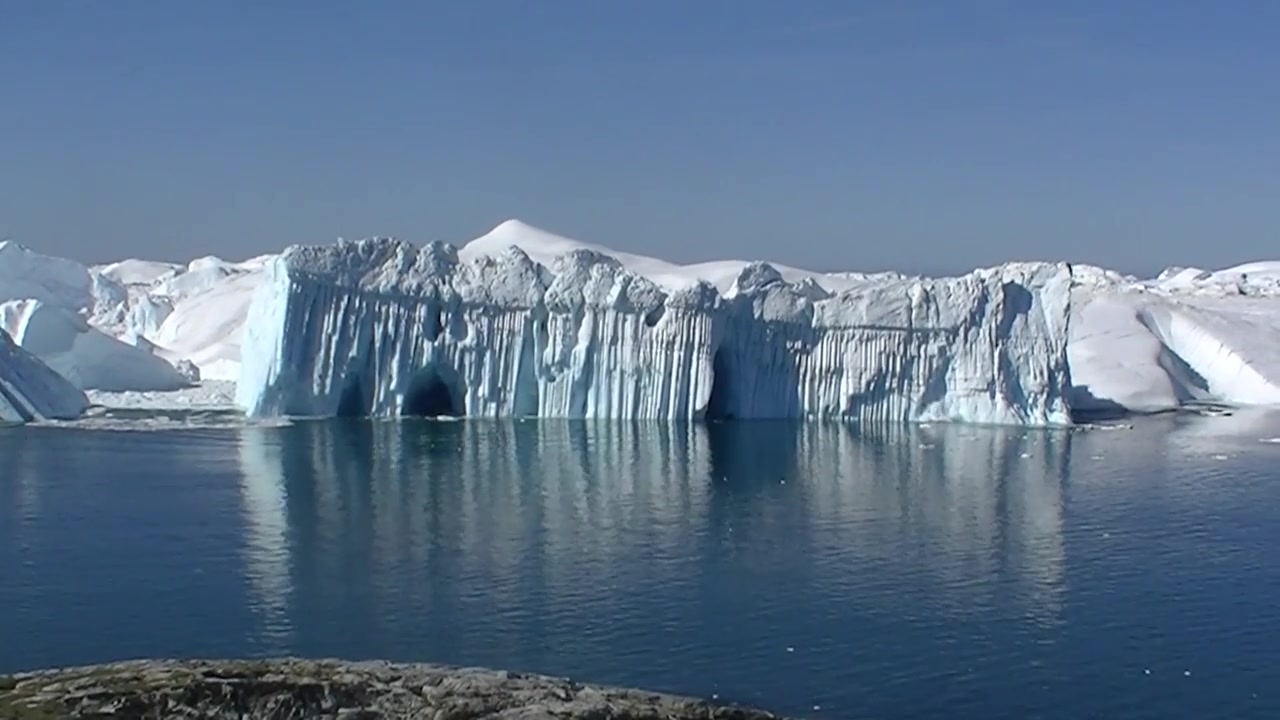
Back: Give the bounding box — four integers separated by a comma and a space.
2, 413, 1279, 718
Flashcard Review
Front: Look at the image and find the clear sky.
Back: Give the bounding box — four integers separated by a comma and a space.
2, 1, 1276, 275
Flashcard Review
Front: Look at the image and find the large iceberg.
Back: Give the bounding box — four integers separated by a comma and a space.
0, 328, 88, 423
1068, 262, 1280, 416
237, 227, 1075, 425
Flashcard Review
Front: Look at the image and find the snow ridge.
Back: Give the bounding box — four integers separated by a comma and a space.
237, 235, 1074, 425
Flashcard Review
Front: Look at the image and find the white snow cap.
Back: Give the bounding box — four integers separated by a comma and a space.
237, 221, 1075, 426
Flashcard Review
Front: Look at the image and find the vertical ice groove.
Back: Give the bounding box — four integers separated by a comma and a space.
235, 240, 1073, 426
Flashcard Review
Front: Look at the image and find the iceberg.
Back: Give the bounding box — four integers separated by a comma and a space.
0, 238, 266, 385
15, 219, 1280, 424
93, 258, 184, 287
0, 299, 192, 392
236, 223, 1075, 425
151, 269, 263, 382
0, 328, 88, 423
1068, 261, 1280, 416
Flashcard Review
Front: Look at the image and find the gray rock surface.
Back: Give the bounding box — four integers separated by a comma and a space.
0, 658, 796, 719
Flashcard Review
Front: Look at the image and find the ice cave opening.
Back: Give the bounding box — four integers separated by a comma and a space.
335, 377, 368, 418
705, 348, 736, 421
402, 368, 464, 417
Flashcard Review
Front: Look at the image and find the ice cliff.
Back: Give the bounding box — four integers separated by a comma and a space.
0, 328, 88, 423
237, 234, 1075, 425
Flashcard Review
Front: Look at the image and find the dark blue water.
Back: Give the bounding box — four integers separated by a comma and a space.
2, 414, 1279, 718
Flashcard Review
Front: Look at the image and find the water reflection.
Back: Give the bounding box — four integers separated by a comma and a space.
4, 412, 1278, 718
0, 430, 43, 527
236, 420, 1073, 658
236, 434, 293, 649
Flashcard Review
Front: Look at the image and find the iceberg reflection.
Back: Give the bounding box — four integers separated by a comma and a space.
234, 419, 1073, 662
237, 429, 294, 650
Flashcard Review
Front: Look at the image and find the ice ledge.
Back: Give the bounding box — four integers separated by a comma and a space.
237, 237, 1074, 426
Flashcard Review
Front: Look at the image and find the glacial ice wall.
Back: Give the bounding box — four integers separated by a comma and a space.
236, 237, 1075, 426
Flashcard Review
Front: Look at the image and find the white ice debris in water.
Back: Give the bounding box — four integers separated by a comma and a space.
85, 379, 238, 412
0, 328, 88, 423
236, 221, 1075, 425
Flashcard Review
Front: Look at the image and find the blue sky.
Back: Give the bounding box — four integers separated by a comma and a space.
1, 1, 1276, 275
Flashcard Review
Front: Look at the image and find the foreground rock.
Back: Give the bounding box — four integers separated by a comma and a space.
0, 658, 794, 719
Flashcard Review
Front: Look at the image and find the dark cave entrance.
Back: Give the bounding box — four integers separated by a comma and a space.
705, 348, 735, 420
335, 374, 368, 418
402, 368, 465, 418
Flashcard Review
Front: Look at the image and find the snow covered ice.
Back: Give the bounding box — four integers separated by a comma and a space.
0, 239, 264, 391
0, 299, 192, 392
235, 221, 1075, 425
1068, 261, 1280, 416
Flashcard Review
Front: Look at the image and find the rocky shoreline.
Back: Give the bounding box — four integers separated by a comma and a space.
0, 658, 795, 719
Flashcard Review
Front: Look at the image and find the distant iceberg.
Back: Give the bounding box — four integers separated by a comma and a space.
236, 223, 1075, 426
0, 239, 262, 387
0, 299, 192, 392
1068, 261, 1280, 417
